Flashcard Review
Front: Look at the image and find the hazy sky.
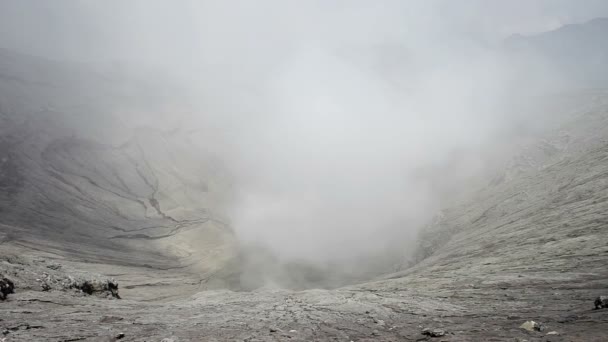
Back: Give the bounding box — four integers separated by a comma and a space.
0, 0, 607, 67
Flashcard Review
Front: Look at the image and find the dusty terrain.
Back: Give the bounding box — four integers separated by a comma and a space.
1, 34, 608, 342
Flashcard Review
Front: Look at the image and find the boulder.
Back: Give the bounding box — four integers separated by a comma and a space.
519, 321, 544, 332
0, 277, 14, 300
421, 328, 446, 337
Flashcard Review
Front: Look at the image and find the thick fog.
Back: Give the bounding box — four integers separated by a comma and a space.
1, 1, 607, 275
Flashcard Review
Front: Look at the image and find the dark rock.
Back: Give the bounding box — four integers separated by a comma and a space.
594, 296, 607, 309
81, 281, 94, 295
108, 281, 121, 299
0, 277, 14, 300
115, 332, 125, 340
421, 328, 446, 337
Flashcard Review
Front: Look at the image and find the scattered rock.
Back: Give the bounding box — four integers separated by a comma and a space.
519, 321, 544, 332
372, 329, 379, 336
0, 277, 14, 300
594, 296, 607, 309
115, 332, 125, 340
269, 327, 280, 333
161, 339, 175, 342
421, 328, 446, 337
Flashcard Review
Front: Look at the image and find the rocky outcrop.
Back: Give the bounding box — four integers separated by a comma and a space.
1, 254, 121, 299
64, 277, 120, 299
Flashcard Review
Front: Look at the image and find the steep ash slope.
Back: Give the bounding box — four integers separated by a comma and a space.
0, 49, 237, 299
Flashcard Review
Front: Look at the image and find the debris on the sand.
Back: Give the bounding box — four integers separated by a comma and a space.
546, 331, 559, 336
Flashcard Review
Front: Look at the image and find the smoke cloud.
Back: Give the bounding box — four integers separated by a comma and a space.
1, 1, 606, 282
